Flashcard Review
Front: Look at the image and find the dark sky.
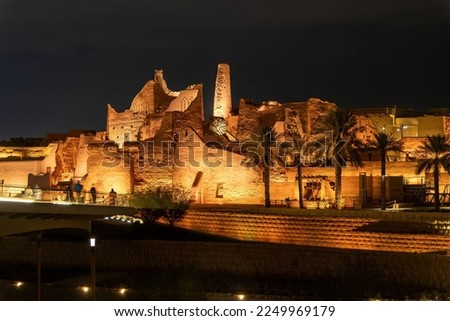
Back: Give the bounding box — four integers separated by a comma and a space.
0, 0, 449, 139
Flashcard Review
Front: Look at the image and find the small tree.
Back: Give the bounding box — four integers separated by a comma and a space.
261, 126, 273, 208
367, 132, 403, 210
245, 124, 277, 208
416, 135, 450, 211
129, 188, 190, 226
314, 108, 363, 209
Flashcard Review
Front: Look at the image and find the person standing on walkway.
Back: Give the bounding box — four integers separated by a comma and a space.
108, 188, 117, 205
90, 185, 97, 204
74, 180, 83, 203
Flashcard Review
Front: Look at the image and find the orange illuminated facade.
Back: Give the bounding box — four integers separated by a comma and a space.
1, 65, 450, 207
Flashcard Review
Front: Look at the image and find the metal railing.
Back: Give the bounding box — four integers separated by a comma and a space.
0, 183, 130, 206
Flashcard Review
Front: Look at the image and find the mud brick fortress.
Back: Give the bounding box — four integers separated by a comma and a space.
1, 63, 450, 207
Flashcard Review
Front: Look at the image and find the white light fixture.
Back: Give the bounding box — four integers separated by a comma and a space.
90, 237, 96, 247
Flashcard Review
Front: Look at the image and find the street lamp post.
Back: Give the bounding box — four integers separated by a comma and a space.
36, 231, 42, 301
90, 236, 96, 301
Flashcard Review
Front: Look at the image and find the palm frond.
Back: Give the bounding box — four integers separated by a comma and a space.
416, 135, 450, 174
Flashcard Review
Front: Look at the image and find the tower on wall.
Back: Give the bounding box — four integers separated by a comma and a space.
213, 63, 232, 120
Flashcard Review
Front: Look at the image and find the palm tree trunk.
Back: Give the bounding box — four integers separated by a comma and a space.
296, 155, 303, 209
434, 158, 440, 211
263, 164, 270, 208
380, 150, 386, 210
335, 158, 343, 209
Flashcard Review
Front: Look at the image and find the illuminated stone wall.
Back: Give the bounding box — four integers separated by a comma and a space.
84, 143, 132, 195
236, 98, 336, 141
107, 72, 178, 147
54, 137, 80, 183
0, 144, 57, 192
3, 64, 450, 207
130, 141, 174, 192
170, 84, 204, 137
418, 116, 445, 137
366, 113, 394, 133
171, 128, 263, 204
0, 144, 56, 160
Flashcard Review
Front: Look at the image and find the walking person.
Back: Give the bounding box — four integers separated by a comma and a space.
66, 185, 73, 202
90, 185, 97, 204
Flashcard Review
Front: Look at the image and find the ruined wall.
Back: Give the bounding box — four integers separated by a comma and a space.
0, 144, 57, 194
129, 80, 156, 113
54, 137, 80, 183
355, 115, 377, 142
165, 89, 198, 113
0, 144, 56, 160
0, 161, 44, 192
130, 141, 174, 192
302, 98, 336, 135
171, 128, 263, 204
74, 133, 106, 180
401, 137, 426, 160
367, 113, 394, 133
226, 115, 239, 138
107, 77, 177, 147
236, 100, 260, 141
236, 100, 285, 141
171, 84, 204, 137
107, 106, 147, 147
84, 143, 132, 195
138, 114, 165, 141
236, 98, 336, 142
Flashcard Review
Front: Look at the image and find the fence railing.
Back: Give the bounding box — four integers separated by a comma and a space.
0, 183, 129, 206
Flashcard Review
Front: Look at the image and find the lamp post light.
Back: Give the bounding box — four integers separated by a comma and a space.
90, 236, 96, 301
36, 231, 42, 301
397, 124, 407, 138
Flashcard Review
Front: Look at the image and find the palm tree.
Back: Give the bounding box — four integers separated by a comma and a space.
257, 114, 279, 208
368, 132, 403, 210
242, 125, 275, 208
262, 126, 272, 208
292, 134, 308, 209
315, 108, 363, 209
416, 135, 450, 211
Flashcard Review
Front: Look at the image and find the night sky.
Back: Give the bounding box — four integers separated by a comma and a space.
0, 0, 449, 140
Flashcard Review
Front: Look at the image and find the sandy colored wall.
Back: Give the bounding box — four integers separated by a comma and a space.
0, 144, 57, 190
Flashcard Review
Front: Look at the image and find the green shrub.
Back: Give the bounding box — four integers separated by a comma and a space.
129, 188, 191, 225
